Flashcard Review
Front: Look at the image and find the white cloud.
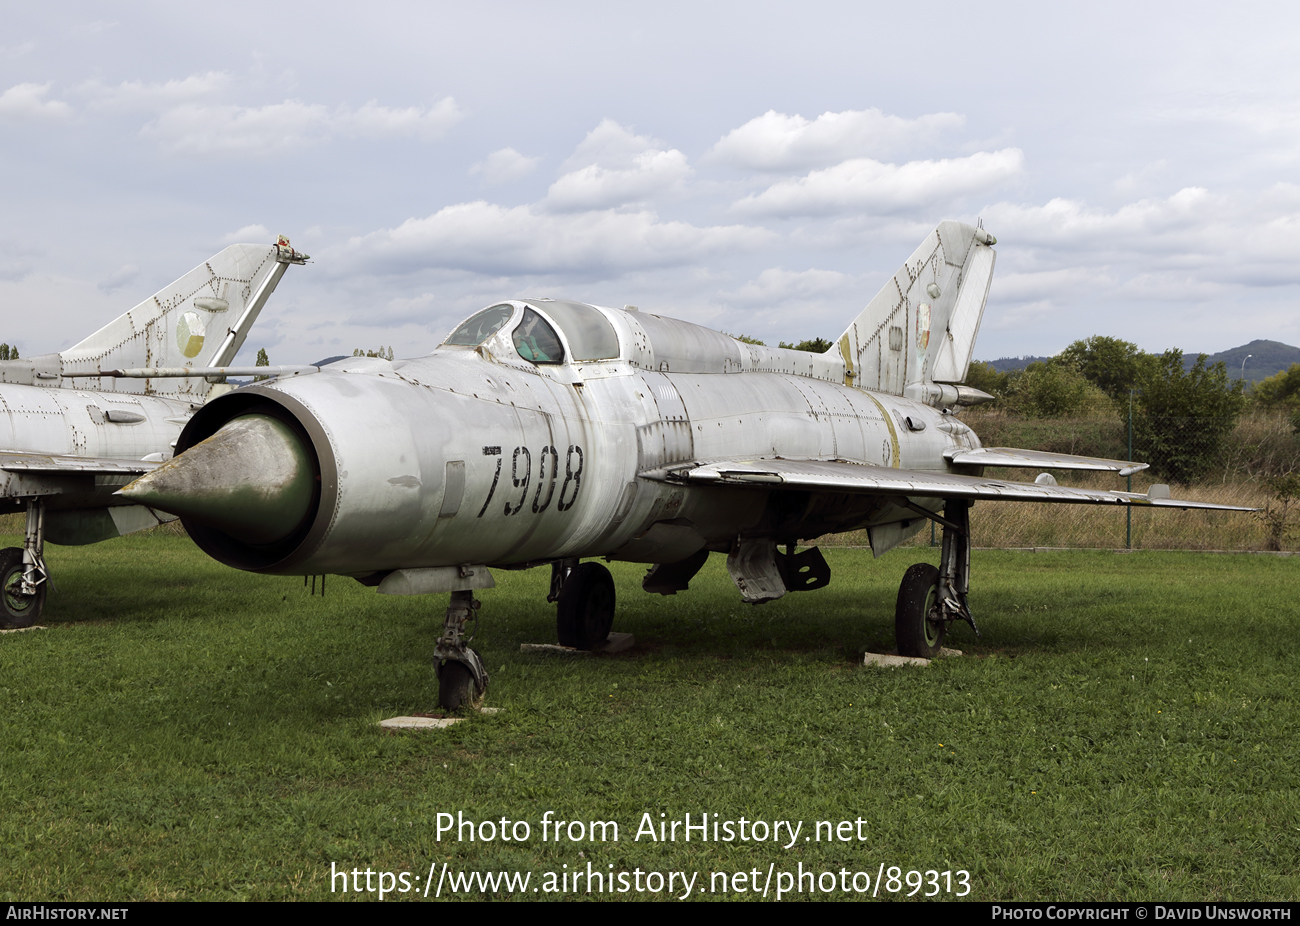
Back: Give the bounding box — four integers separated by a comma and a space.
0, 243, 37, 282
470, 147, 540, 186
983, 188, 1219, 251
141, 96, 462, 157
340, 98, 462, 140
706, 108, 965, 171
992, 268, 1111, 302
721, 267, 852, 307
0, 83, 72, 120
561, 120, 661, 171
332, 201, 774, 277
97, 264, 139, 294
734, 149, 1024, 217
77, 73, 230, 111
543, 120, 692, 212
220, 224, 273, 245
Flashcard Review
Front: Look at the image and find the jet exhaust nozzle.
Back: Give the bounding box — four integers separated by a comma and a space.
122, 413, 316, 545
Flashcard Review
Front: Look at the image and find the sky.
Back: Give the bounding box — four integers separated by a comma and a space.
3, 1, 1300, 369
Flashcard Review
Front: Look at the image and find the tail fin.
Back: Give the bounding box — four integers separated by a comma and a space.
834, 220, 995, 397
26, 240, 306, 397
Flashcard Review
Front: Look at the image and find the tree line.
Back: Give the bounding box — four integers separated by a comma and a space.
965, 336, 1257, 483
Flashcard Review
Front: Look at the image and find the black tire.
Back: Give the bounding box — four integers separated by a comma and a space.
895, 562, 944, 658
556, 562, 615, 650
438, 660, 477, 712
1, 547, 44, 630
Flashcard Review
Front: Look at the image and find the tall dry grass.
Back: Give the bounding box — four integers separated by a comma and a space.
817, 476, 1278, 552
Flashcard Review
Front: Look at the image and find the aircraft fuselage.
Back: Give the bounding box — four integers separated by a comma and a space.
168, 308, 982, 579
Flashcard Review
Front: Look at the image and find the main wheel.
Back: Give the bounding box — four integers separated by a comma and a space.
438, 660, 479, 712
556, 562, 615, 650
895, 562, 945, 658
1, 547, 44, 630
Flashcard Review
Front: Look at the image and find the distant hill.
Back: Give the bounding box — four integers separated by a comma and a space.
982, 356, 1052, 373
977, 340, 1300, 384
1187, 340, 1300, 383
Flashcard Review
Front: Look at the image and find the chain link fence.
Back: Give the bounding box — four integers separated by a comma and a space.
822, 409, 1300, 552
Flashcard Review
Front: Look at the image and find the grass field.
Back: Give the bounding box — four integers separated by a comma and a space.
1, 532, 1296, 901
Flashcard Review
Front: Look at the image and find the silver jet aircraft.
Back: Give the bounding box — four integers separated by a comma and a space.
0, 238, 306, 627
122, 221, 1246, 710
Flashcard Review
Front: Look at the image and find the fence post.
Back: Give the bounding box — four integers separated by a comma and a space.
1127, 388, 1133, 550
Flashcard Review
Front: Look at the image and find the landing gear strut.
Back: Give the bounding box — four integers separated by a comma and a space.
895, 498, 980, 658
435, 589, 489, 711
1, 499, 48, 629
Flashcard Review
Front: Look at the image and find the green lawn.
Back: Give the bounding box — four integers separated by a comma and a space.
0, 534, 1295, 901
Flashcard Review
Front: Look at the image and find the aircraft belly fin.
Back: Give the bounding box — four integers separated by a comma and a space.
642, 458, 1253, 511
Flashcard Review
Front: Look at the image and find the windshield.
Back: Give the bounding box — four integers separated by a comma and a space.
445, 304, 515, 346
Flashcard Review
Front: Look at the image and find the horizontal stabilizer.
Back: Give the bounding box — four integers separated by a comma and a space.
45, 241, 307, 398
945, 447, 1148, 477
643, 458, 1252, 511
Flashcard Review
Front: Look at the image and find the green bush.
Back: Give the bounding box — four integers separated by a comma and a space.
1056, 336, 1154, 403
1002, 362, 1109, 419
1132, 351, 1246, 484
1252, 363, 1300, 408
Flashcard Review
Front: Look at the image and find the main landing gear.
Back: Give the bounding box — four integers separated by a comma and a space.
1, 500, 48, 629
549, 559, 615, 650
555, 561, 615, 650
895, 498, 981, 658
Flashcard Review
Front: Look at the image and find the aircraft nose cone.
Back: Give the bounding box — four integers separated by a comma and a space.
121, 414, 316, 544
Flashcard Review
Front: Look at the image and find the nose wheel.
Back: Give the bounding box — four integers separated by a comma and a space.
434, 590, 488, 711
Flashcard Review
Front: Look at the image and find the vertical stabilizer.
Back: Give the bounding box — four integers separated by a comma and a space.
50, 241, 305, 398
833, 221, 996, 396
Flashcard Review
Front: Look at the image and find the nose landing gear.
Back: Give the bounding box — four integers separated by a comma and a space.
435, 589, 489, 711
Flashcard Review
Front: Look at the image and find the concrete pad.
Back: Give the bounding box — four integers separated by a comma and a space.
378, 707, 500, 730
864, 652, 931, 668
863, 646, 963, 668
379, 715, 464, 730
0, 625, 45, 635
521, 632, 635, 656
598, 632, 635, 653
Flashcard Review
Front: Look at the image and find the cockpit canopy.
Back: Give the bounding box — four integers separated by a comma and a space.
445, 304, 513, 347
442, 299, 620, 366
